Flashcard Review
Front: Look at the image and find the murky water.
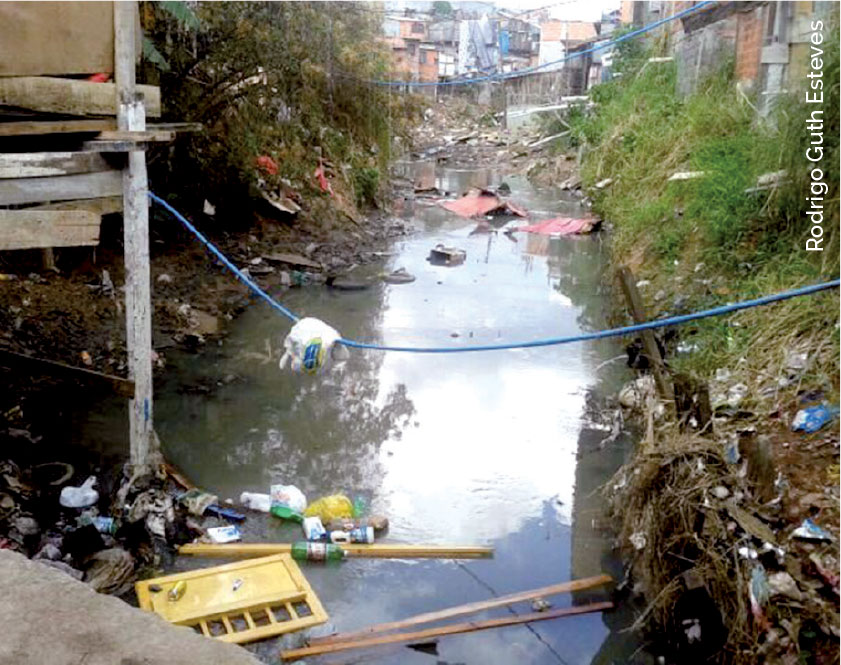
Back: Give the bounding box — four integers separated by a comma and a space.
80, 164, 640, 663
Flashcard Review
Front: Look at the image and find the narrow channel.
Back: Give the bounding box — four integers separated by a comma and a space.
79, 163, 639, 663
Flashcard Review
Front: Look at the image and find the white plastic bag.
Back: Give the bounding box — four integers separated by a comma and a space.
59, 476, 99, 508
279, 317, 345, 374
270, 484, 307, 521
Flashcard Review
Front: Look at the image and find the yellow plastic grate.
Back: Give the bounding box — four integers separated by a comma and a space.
135, 554, 327, 644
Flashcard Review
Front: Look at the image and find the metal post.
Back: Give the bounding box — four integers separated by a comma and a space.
115, 0, 156, 475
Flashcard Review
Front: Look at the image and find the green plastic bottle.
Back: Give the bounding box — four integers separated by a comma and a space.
290, 541, 346, 562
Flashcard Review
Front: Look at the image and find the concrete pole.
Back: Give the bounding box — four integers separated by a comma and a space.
115, 0, 156, 475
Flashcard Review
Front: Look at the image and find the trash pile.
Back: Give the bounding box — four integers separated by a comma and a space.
607, 348, 840, 663
439, 188, 528, 219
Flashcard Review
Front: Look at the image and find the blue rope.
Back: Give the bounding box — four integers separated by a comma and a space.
148, 193, 299, 323
148, 191, 839, 354
360, 1, 714, 88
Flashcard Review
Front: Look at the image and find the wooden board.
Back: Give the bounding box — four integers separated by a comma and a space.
31, 196, 123, 215
311, 574, 613, 645
0, 152, 110, 179
0, 170, 122, 206
0, 119, 117, 137
0, 2, 115, 76
178, 543, 494, 559
0, 77, 161, 118
280, 601, 614, 661
0, 209, 100, 250
135, 554, 328, 645
0, 350, 134, 398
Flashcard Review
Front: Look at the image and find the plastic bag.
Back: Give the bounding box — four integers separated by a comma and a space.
279, 317, 345, 374
304, 494, 354, 523
59, 476, 99, 508
270, 484, 307, 522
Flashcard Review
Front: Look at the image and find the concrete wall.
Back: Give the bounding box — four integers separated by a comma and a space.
0, 550, 262, 665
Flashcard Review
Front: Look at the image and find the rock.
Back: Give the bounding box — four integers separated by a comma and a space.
13, 516, 39, 537
279, 271, 292, 287
33, 543, 62, 561
85, 547, 135, 596
38, 559, 84, 580
203, 199, 216, 216
618, 376, 656, 409
767, 571, 802, 601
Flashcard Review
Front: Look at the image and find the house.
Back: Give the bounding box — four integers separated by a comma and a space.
538, 20, 598, 72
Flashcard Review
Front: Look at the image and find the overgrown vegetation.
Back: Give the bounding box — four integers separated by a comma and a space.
570, 26, 839, 387
140, 2, 421, 222
569, 17, 840, 665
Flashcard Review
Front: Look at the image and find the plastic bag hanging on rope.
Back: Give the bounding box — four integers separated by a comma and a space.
280, 317, 348, 374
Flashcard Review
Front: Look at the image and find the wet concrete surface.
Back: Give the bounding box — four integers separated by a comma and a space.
77, 165, 641, 664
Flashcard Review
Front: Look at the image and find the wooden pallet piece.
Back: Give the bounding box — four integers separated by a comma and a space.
135, 554, 328, 645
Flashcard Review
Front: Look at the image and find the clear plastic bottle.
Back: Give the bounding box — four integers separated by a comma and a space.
330, 526, 374, 544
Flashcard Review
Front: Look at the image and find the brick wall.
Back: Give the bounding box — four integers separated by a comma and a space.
735, 5, 765, 87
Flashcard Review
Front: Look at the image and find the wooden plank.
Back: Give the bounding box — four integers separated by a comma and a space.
280, 602, 614, 661
618, 267, 675, 414
0, 77, 160, 117
0, 349, 134, 397
96, 130, 175, 142
82, 140, 148, 153
0, 170, 122, 206
31, 196, 123, 215
178, 543, 495, 559
0, 151, 111, 179
116, 0, 157, 476
0, 119, 117, 137
0, 2, 115, 76
311, 575, 613, 646
0, 209, 100, 250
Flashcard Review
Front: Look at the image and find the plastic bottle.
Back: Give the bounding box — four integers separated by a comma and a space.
290, 541, 345, 562
59, 476, 99, 509
352, 496, 367, 518
330, 526, 374, 544
326, 515, 389, 533
240, 492, 271, 512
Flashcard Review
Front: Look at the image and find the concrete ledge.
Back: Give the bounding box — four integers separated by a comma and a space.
0, 550, 262, 665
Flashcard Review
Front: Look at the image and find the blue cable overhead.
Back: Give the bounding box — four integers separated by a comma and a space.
363, 0, 715, 88
148, 192, 840, 355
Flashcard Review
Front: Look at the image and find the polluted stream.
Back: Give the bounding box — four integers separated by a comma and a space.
83, 164, 641, 663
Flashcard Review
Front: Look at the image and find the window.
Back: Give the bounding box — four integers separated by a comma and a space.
420, 51, 427, 64
407, 42, 417, 56
412, 22, 424, 34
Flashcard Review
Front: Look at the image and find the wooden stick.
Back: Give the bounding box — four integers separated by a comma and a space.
280, 602, 613, 661
0, 349, 134, 397
178, 543, 493, 559
310, 574, 613, 645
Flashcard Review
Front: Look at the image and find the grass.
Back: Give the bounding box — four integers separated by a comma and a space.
571, 18, 840, 664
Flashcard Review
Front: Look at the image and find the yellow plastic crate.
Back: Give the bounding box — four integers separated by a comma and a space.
136, 554, 328, 644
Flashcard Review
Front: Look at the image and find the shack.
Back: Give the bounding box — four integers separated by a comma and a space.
0, 1, 192, 474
